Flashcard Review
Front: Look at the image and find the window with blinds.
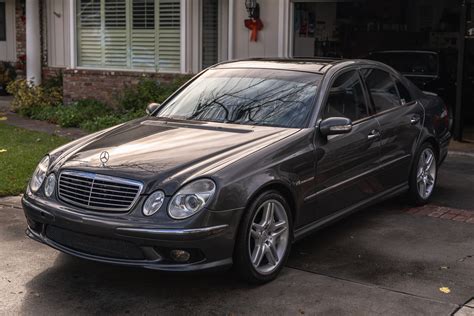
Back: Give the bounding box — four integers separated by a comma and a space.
77, 0, 181, 72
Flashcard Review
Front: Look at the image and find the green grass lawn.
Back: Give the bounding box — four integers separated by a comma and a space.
0, 123, 69, 197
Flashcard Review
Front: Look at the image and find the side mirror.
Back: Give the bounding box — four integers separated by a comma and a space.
319, 117, 352, 136
146, 102, 160, 115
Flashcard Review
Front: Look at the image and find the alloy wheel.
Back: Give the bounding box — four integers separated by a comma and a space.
248, 199, 289, 275
416, 147, 436, 199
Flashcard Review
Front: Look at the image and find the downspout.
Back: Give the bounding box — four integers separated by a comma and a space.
228, 0, 234, 60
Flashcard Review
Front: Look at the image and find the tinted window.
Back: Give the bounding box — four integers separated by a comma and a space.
362, 69, 401, 112
395, 80, 412, 104
322, 70, 368, 122
369, 52, 438, 76
156, 68, 319, 128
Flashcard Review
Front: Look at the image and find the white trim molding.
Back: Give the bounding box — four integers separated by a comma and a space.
277, 0, 290, 57
69, 0, 76, 68
180, 0, 187, 73
227, 0, 234, 60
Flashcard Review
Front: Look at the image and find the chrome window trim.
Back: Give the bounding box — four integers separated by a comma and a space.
58, 170, 143, 212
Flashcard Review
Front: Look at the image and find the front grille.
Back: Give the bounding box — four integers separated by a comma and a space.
58, 170, 142, 212
45, 225, 145, 260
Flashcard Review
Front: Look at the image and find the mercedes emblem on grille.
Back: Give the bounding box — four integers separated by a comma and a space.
99, 151, 110, 167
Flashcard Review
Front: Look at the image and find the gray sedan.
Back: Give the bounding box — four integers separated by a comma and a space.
22, 58, 451, 283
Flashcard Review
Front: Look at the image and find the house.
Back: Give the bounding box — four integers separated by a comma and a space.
0, 0, 471, 139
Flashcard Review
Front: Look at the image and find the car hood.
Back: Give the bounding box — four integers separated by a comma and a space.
51, 117, 299, 194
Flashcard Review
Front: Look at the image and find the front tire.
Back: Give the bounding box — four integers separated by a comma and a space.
408, 142, 438, 205
234, 191, 292, 284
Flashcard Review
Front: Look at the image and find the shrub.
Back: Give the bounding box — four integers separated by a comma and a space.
43, 72, 63, 90
29, 106, 58, 123
0, 62, 16, 95
80, 114, 126, 132
6, 79, 62, 116
56, 99, 111, 128
117, 76, 191, 112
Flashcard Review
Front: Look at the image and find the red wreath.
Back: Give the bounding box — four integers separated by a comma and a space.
245, 18, 263, 42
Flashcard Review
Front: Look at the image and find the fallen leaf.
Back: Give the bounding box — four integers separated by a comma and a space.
439, 287, 451, 294
0, 149, 7, 153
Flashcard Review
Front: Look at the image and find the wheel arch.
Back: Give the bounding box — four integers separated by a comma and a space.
244, 181, 297, 232
419, 135, 440, 161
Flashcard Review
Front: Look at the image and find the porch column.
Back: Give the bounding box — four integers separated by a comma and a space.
26, 0, 42, 85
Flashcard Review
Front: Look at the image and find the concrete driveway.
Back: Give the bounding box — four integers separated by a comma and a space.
1, 155, 473, 315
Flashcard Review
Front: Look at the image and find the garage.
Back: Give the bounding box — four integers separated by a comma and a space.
290, 0, 473, 141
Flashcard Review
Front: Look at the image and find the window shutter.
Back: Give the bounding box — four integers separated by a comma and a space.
158, 0, 180, 72
77, 0, 102, 66
131, 0, 156, 68
104, 0, 128, 67
77, 0, 181, 72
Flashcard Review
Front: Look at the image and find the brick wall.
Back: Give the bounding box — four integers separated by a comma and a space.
15, 0, 25, 62
14, 0, 26, 78
42, 67, 62, 82
62, 69, 183, 107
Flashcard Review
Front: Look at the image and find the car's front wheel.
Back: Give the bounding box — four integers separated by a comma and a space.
408, 142, 438, 205
234, 191, 292, 284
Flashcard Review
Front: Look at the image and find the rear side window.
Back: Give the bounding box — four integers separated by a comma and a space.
395, 79, 413, 104
362, 68, 401, 112
322, 70, 369, 122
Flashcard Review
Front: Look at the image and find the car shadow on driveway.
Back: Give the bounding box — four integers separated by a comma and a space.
12, 157, 474, 315
17, 198, 472, 315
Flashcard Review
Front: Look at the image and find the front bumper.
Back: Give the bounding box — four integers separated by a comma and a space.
22, 195, 244, 272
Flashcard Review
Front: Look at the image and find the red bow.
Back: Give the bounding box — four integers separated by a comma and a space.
245, 18, 263, 42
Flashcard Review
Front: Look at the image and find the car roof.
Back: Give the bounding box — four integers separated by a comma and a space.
211, 58, 398, 76
212, 58, 345, 74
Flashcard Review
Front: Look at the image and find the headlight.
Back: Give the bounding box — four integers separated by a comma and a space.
30, 156, 50, 193
143, 190, 165, 216
168, 179, 216, 219
44, 173, 56, 197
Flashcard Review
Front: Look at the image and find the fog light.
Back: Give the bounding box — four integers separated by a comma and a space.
44, 173, 56, 197
170, 249, 190, 262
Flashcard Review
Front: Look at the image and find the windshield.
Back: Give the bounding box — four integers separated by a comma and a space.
370, 52, 439, 76
155, 68, 320, 128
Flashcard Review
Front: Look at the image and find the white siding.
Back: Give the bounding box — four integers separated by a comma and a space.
232, 0, 280, 59
46, 0, 71, 67
0, 0, 16, 62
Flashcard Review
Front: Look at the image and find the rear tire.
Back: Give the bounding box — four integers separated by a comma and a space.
407, 142, 438, 206
234, 191, 292, 284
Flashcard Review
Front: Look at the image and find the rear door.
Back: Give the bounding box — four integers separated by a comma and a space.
361, 67, 424, 189
308, 69, 383, 222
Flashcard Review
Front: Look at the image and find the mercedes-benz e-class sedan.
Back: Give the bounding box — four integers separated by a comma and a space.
23, 59, 451, 283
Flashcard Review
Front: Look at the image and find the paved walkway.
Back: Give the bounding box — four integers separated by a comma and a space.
0, 96, 87, 139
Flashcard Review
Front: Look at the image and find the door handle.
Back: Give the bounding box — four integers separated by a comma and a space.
367, 129, 381, 140
410, 115, 421, 125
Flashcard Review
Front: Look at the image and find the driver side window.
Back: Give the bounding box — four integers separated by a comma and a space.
323, 70, 369, 122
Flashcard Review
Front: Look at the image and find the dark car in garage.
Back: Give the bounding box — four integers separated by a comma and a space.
22, 58, 451, 283
368, 50, 456, 129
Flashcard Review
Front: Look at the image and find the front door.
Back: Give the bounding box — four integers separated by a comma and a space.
361, 67, 424, 189
310, 69, 383, 221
